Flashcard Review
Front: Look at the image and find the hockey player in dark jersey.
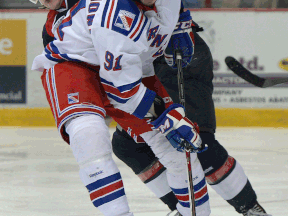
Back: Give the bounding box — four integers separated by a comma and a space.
37, 0, 271, 215
112, 8, 272, 216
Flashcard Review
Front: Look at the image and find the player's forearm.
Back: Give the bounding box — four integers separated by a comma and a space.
109, 84, 156, 119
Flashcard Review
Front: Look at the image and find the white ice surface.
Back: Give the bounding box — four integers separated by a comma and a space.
0, 127, 287, 216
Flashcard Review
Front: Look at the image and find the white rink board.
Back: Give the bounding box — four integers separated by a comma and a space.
191, 10, 288, 74
1, 10, 288, 108
190, 10, 288, 108
212, 87, 288, 108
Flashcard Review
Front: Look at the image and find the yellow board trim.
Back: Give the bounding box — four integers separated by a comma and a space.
215, 108, 288, 127
0, 107, 288, 127
0, 108, 55, 127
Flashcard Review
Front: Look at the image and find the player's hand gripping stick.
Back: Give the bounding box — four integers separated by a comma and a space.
164, 10, 195, 69
151, 104, 203, 153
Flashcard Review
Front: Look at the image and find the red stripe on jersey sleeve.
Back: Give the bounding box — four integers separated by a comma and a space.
129, 12, 144, 39
46, 10, 59, 37
102, 83, 140, 99
107, 0, 115, 29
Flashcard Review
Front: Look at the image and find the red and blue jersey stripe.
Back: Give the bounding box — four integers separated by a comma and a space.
101, 0, 148, 42
57, 0, 86, 40
100, 77, 142, 103
100, 77, 156, 119
45, 41, 81, 63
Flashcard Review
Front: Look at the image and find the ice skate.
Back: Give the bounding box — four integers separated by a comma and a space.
166, 210, 182, 216
243, 202, 272, 216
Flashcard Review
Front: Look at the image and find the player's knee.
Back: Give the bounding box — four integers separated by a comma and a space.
141, 131, 188, 174
197, 132, 243, 186
137, 159, 166, 183
111, 129, 134, 162
160, 149, 188, 174
65, 115, 112, 165
78, 153, 120, 200
112, 130, 167, 183
112, 128, 158, 174
79, 153, 113, 171
197, 132, 228, 174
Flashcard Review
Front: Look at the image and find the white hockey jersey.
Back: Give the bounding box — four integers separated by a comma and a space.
32, 0, 181, 119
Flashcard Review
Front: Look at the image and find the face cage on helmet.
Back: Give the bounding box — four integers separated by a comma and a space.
29, 0, 38, 4
29, 0, 47, 9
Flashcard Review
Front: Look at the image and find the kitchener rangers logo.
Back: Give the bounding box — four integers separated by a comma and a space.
68, 92, 79, 104
115, 10, 135, 31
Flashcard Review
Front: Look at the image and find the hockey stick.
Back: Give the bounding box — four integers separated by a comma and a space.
176, 51, 196, 216
225, 56, 288, 88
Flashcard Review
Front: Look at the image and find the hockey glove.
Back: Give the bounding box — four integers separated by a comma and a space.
164, 10, 195, 69
151, 104, 202, 152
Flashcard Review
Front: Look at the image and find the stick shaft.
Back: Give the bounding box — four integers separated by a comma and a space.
176, 51, 196, 216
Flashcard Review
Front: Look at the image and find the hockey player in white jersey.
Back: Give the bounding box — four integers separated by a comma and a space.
31, 0, 211, 215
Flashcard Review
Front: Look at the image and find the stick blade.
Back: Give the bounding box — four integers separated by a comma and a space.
225, 56, 288, 88
225, 56, 265, 87
262, 78, 288, 88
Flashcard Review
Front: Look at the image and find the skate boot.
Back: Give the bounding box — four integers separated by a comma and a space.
166, 210, 182, 216
243, 202, 272, 216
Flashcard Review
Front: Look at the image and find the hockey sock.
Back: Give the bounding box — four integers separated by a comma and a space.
79, 158, 132, 216
65, 115, 133, 216
166, 156, 210, 216
141, 130, 210, 216
197, 132, 258, 213
206, 155, 257, 213
112, 128, 178, 211
226, 180, 257, 213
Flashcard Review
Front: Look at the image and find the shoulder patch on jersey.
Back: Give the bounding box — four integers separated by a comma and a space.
115, 10, 135, 31
101, 0, 148, 42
